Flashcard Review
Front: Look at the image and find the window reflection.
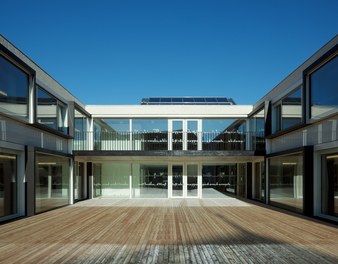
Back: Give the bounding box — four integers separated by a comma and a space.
322, 154, 338, 218
0, 55, 29, 119
202, 164, 237, 198
93, 119, 130, 150
311, 55, 338, 119
269, 153, 303, 212
202, 119, 246, 151
36, 87, 68, 134
273, 88, 302, 133
132, 119, 168, 150
282, 89, 302, 129
35, 153, 70, 213
74, 109, 88, 150
93, 163, 102, 197
0, 153, 17, 217
74, 161, 86, 200
92, 162, 129, 198
132, 164, 168, 198
250, 108, 265, 151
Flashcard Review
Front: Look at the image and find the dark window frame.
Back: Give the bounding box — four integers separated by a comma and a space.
35, 85, 69, 135
266, 146, 313, 216
34, 149, 72, 214
271, 86, 303, 134
303, 44, 338, 122
0, 44, 35, 122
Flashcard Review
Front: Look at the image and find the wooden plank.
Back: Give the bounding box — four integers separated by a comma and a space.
0, 198, 337, 263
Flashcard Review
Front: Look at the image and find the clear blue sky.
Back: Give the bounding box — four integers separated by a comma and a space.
1, 0, 337, 105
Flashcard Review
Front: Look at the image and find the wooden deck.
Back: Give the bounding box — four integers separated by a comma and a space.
0, 198, 338, 263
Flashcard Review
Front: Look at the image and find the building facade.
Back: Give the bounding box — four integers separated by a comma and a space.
0, 34, 337, 223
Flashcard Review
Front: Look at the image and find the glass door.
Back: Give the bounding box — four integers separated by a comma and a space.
74, 161, 86, 201
187, 121, 198, 150
187, 164, 198, 197
171, 164, 199, 198
172, 121, 183, 150
172, 165, 183, 197
170, 120, 201, 150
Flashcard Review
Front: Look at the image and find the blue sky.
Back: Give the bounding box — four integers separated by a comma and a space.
1, 0, 337, 105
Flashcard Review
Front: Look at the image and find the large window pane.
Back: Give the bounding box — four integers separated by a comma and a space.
250, 108, 265, 151
0, 152, 17, 217
35, 153, 70, 213
269, 153, 303, 212
0, 55, 28, 119
202, 164, 237, 198
311, 55, 338, 119
95, 163, 130, 198
202, 119, 245, 150
37, 88, 57, 130
273, 88, 302, 133
74, 109, 88, 150
322, 153, 338, 218
74, 161, 86, 200
36, 87, 68, 134
187, 164, 198, 197
93, 119, 130, 150
132, 119, 168, 150
282, 89, 302, 129
172, 165, 183, 197
187, 121, 198, 150
93, 163, 102, 197
172, 121, 183, 150
132, 164, 168, 198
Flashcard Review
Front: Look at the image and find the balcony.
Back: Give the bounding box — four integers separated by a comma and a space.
73, 131, 265, 152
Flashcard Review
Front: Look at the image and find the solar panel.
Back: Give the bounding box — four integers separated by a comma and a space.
141, 97, 235, 105
160, 98, 171, 103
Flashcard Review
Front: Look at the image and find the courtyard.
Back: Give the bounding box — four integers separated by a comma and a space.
0, 197, 337, 263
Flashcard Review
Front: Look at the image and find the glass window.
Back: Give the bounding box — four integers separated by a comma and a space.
0, 55, 29, 119
74, 161, 86, 200
94, 119, 129, 132
172, 165, 183, 197
202, 119, 245, 151
93, 119, 130, 150
268, 152, 303, 213
187, 164, 198, 197
253, 161, 265, 201
36, 87, 68, 134
311, 55, 338, 119
132, 163, 168, 198
321, 153, 338, 218
282, 88, 302, 130
132, 119, 168, 151
35, 153, 70, 213
74, 109, 88, 150
0, 152, 17, 217
273, 104, 282, 132
273, 88, 302, 133
250, 108, 265, 151
92, 162, 130, 198
93, 163, 102, 197
202, 164, 237, 198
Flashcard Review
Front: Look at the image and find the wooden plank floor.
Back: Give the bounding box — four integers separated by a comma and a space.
0, 198, 338, 263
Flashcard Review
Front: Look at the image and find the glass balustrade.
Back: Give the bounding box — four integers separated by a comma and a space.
73, 131, 265, 151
